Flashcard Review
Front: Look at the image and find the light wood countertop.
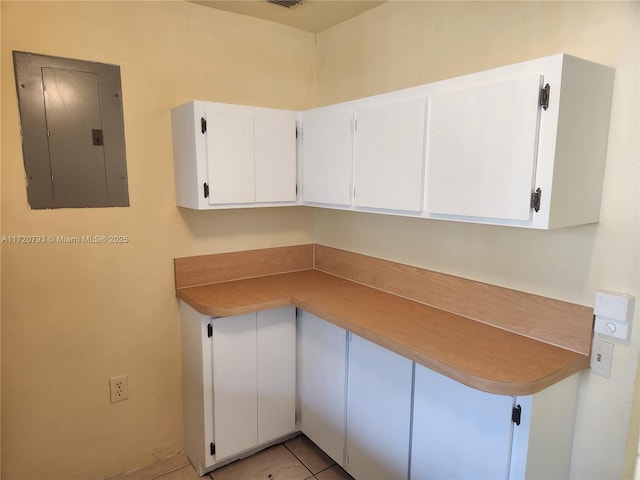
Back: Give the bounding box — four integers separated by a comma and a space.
176, 269, 589, 397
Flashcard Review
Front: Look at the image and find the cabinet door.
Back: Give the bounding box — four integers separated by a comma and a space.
354, 98, 426, 212
346, 334, 413, 480
297, 311, 348, 465
179, 302, 215, 473
510, 373, 579, 479
426, 74, 543, 221
411, 364, 514, 480
211, 313, 258, 460
257, 306, 296, 444
254, 111, 297, 203
205, 110, 255, 205
301, 108, 353, 206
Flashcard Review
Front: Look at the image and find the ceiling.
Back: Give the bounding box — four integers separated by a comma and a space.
190, 1, 386, 33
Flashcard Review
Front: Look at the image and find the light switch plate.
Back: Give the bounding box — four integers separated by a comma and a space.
590, 339, 613, 378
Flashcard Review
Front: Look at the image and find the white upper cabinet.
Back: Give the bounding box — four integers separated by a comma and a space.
205, 110, 255, 205
425, 54, 614, 228
301, 107, 354, 206
254, 111, 298, 203
354, 98, 427, 212
172, 54, 613, 228
171, 101, 298, 209
426, 74, 542, 222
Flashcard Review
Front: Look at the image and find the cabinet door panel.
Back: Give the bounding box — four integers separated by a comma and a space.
257, 306, 296, 443
254, 112, 297, 203
411, 364, 513, 479
301, 109, 353, 206
426, 74, 542, 221
211, 313, 258, 460
297, 311, 347, 465
205, 110, 255, 205
179, 302, 215, 472
346, 334, 412, 480
354, 98, 426, 212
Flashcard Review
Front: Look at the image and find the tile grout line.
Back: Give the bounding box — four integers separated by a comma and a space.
283, 440, 315, 478
151, 463, 191, 480
314, 464, 334, 475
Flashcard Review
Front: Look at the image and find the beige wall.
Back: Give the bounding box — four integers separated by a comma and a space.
313, 1, 639, 478
0, 2, 315, 479
1, 1, 638, 479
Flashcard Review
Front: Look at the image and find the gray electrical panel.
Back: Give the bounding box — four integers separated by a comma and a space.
13, 51, 129, 209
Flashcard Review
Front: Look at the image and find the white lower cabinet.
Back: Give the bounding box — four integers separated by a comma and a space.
411, 364, 580, 480
179, 302, 296, 475
211, 312, 259, 460
508, 372, 580, 479
297, 310, 348, 465
256, 308, 297, 444
181, 303, 580, 479
298, 314, 414, 480
411, 364, 514, 479
345, 334, 413, 480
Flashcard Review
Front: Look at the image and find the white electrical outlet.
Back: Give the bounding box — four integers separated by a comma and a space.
110, 374, 129, 403
590, 339, 614, 378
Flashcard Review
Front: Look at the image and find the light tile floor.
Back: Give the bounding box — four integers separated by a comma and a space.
111, 435, 354, 480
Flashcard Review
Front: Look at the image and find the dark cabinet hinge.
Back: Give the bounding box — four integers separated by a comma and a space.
207, 323, 213, 338
539, 84, 550, 110
530, 187, 541, 212
296, 126, 299, 139
512, 404, 522, 426
210, 442, 215, 455
201, 117, 207, 134
204, 182, 209, 199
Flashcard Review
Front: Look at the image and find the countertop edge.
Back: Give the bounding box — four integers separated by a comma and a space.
176, 271, 590, 397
